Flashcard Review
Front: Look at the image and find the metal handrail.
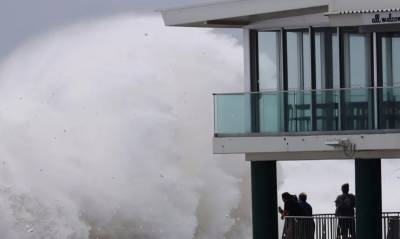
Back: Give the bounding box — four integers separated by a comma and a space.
284, 215, 354, 219
281, 213, 400, 239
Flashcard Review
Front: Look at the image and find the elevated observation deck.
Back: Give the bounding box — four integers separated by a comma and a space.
213, 87, 400, 159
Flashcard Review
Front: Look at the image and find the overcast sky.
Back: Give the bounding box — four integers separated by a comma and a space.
0, 0, 237, 59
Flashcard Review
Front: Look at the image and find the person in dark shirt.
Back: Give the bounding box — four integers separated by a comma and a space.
279, 192, 302, 217
335, 183, 356, 239
279, 192, 301, 239
298, 193, 315, 239
299, 192, 312, 216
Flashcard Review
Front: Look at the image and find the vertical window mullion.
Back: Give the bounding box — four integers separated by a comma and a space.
376, 33, 383, 129
370, 33, 375, 88
281, 29, 288, 91
282, 29, 289, 132
310, 27, 317, 131
338, 27, 345, 130
250, 30, 260, 92
376, 33, 383, 88
310, 27, 316, 90
373, 32, 378, 130
368, 32, 375, 129
249, 30, 260, 133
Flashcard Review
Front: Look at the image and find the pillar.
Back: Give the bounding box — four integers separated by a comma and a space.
251, 161, 278, 239
355, 158, 382, 239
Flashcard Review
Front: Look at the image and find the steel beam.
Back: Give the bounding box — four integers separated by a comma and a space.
251, 161, 278, 239
355, 158, 382, 239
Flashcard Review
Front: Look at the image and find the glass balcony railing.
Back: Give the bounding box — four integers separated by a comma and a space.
379, 87, 400, 130
214, 87, 400, 135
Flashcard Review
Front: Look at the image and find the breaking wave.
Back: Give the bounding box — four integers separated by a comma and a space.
0, 15, 250, 239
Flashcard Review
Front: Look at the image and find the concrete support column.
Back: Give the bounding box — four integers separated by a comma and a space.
355, 158, 382, 239
251, 161, 278, 239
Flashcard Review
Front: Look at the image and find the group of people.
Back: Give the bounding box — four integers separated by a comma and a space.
279, 192, 315, 239
279, 183, 356, 239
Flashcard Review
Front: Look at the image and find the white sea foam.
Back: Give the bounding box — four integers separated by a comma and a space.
0, 15, 249, 239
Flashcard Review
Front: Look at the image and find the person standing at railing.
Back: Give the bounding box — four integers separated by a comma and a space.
279, 192, 302, 239
299, 193, 312, 216
335, 183, 356, 239
299, 193, 315, 239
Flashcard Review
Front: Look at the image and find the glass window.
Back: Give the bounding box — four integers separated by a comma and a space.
286, 30, 311, 132
315, 31, 339, 89
381, 33, 400, 87
314, 30, 340, 131
342, 32, 373, 130
287, 31, 311, 90
258, 32, 280, 90
343, 33, 372, 88
258, 31, 282, 132
379, 33, 400, 129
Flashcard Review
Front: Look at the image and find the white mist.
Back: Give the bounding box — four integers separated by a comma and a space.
0, 15, 250, 239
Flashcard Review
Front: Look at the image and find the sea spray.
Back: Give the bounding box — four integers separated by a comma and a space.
0, 15, 249, 239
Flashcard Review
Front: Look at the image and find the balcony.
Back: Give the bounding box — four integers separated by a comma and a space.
282, 212, 400, 239
214, 87, 400, 136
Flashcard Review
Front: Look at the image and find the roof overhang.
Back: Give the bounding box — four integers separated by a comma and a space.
326, 9, 400, 28
325, 0, 400, 28
329, 0, 400, 14
160, 0, 329, 28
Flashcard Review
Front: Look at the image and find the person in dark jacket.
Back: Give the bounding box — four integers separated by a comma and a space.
298, 192, 315, 239
279, 192, 302, 218
299, 193, 312, 216
279, 192, 302, 239
335, 183, 356, 239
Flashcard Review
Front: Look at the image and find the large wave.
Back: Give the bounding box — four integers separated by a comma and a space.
0, 15, 250, 239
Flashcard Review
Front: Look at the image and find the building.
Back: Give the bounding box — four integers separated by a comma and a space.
160, 0, 400, 238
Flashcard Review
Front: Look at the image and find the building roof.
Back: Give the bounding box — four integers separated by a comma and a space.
327, 8, 400, 16
160, 0, 329, 28
160, 0, 400, 28
329, 0, 400, 14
